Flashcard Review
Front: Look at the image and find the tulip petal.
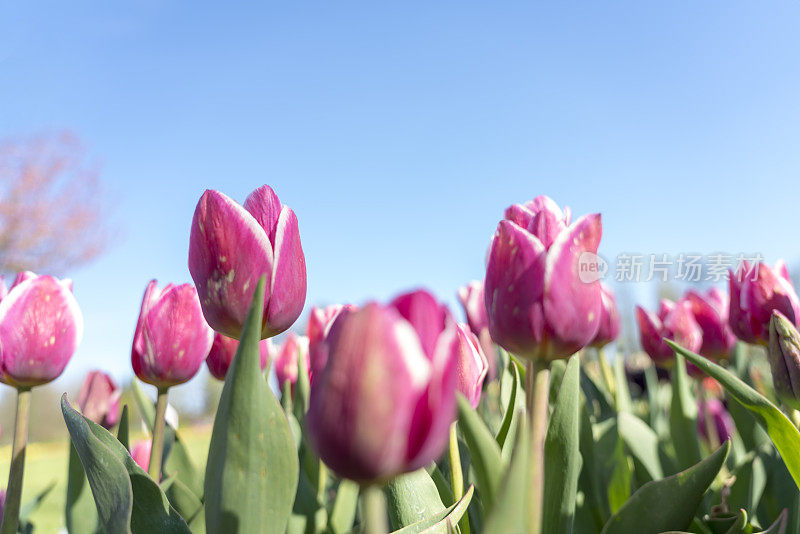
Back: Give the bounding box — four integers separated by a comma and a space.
528, 208, 567, 250
543, 213, 603, 359
485, 220, 547, 358
189, 189, 274, 338
264, 206, 307, 338
390, 290, 449, 360
0, 276, 83, 387
636, 306, 672, 363
244, 184, 282, 243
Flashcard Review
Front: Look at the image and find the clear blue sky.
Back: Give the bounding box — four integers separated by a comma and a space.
2, 1, 800, 385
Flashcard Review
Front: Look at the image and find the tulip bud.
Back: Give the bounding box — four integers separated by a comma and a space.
636, 299, 702, 369
454, 324, 489, 408
697, 398, 734, 443
189, 185, 307, 340
457, 281, 498, 380
132, 280, 214, 389
131, 440, 152, 472
729, 260, 800, 345
205, 332, 271, 381
77, 371, 122, 429
273, 332, 310, 389
590, 283, 620, 348
307, 304, 356, 377
0, 273, 83, 388
485, 196, 603, 360
768, 310, 800, 410
307, 300, 457, 483
685, 288, 736, 361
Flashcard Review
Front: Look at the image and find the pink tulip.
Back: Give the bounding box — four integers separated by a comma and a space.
77, 371, 122, 429
457, 281, 498, 380
636, 299, 702, 369
307, 304, 356, 377
454, 324, 489, 408
205, 332, 271, 381
131, 440, 152, 472
307, 298, 458, 483
484, 196, 603, 360
685, 288, 736, 360
189, 185, 307, 340
697, 398, 734, 443
0, 273, 83, 388
729, 260, 800, 345
590, 283, 620, 349
273, 332, 310, 389
132, 280, 214, 389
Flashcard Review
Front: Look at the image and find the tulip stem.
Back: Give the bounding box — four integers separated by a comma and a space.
148, 387, 169, 480
1, 387, 32, 534
526, 359, 550, 534
448, 422, 470, 534
361, 484, 388, 534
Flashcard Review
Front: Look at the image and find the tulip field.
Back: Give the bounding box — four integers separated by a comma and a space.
3, 187, 800, 534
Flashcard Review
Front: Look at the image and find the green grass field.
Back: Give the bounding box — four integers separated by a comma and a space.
0, 425, 213, 533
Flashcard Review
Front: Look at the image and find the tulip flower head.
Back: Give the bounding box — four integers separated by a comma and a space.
77, 371, 122, 429
131, 440, 152, 472
484, 196, 603, 360
0, 272, 83, 388
697, 398, 734, 444
189, 185, 307, 340
453, 324, 489, 408
768, 310, 800, 411
729, 260, 800, 345
684, 288, 736, 361
273, 332, 310, 390
457, 281, 498, 380
307, 304, 356, 377
636, 299, 702, 369
307, 292, 459, 483
132, 280, 214, 389
205, 332, 271, 381
590, 283, 621, 349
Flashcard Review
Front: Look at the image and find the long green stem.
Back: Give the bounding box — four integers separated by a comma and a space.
148, 387, 169, 480
1, 387, 32, 534
361, 484, 388, 534
526, 359, 550, 534
448, 423, 470, 534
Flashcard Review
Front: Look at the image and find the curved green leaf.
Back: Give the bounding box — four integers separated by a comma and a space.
392, 485, 474, 534
66, 442, 98, 534
118, 405, 130, 451
617, 412, 663, 482
543, 355, 581, 534
668, 340, 800, 490
601, 441, 730, 534
670, 356, 702, 471
483, 417, 529, 534
204, 277, 299, 533
386, 469, 446, 530
329, 480, 359, 534
496, 360, 523, 458
457, 394, 503, 507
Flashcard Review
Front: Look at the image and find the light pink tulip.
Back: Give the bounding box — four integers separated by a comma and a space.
0, 273, 83, 388
205, 332, 271, 381
636, 299, 702, 369
77, 371, 122, 429
685, 288, 736, 360
307, 304, 356, 377
131, 440, 152, 472
454, 324, 489, 408
485, 196, 603, 360
273, 332, 310, 389
307, 298, 458, 483
457, 281, 498, 380
729, 260, 800, 345
189, 185, 307, 340
590, 283, 620, 349
132, 280, 214, 389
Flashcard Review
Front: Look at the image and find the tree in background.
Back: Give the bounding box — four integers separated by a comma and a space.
0, 131, 110, 274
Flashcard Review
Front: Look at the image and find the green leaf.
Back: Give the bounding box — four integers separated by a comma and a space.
600, 441, 731, 534
293, 345, 311, 422
483, 416, 529, 534
165, 478, 203, 525
457, 394, 504, 508
593, 419, 631, 516
328, 480, 359, 534
204, 277, 299, 533
118, 405, 130, 451
668, 340, 800, 490
392, 485, 474, 534
579, 402, 611, 528
617, 412, 664, 482
727, 452, 766, 515
496, 359, 523, 461
61, 395, 190, 534
386, 469, 446, 530
670, 355, 702, 471
543, 355, 581, 534
65, 441, 99, 534
613, 356, 632, 413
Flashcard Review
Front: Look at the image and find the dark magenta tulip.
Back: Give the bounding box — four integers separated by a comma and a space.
590, 283, 620, 349
697, 398, 734, 443
205, 332, 271, 381
0, 272, 83, 388
636, 299, 702, 369
77, 371, 121, 429
189, 185, 307, 340
484, 196, 603, 360
307, 298, 458, 483
729, 260, 800, 345
685, 288, 736, 361
273, 332, 310, 389
132, 280, 214, 388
